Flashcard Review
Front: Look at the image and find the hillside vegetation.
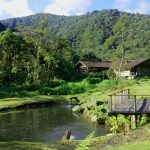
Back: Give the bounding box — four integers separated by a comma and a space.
1, 9, 150, 59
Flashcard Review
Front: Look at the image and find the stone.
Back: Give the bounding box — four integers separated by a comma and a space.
72, 105, 81, 112
62, 130, 71, 140
91, 115, 98, 122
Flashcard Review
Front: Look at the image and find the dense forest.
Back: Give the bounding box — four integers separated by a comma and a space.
0, 9, 150, 84
1, 9, 150, 59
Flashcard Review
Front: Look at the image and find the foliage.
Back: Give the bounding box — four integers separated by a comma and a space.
0, 22, 6, 32
42, 148, 57, 150
107, 116, 119, 133
117, 115, 130, 131
81, 99, 107, 124
137, 114, 150, 127
75, 131, 95, 150
1, 9, 150, 85
0, 28, 73, 85
101, 69, 116, 79
107, 115, 131, 133
98, 80, 118, 90
0, 29, 35, 85
44, 79, 66, 88
83, 77, 101, 84
1, 9, 150, 59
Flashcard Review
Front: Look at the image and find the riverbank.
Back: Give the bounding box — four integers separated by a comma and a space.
0, 124, 149, 150
0, 95, 68, 112
0, 78, 150, 149
0, 77, 141, 112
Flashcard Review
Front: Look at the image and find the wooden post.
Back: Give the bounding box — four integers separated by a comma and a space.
134, 95, 136, 113
128, 89, 130, 99
120, 92, 122, 104
131, 95, 137, 129
110, 95, 112, 112
131, 115, 136, 129
118, 92, 121, 104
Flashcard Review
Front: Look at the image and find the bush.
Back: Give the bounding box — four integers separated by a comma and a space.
84, 77, 101, 84
53, 84, 70, 95
99, 80, 118, 90
39, 87, 53, 95
47, 79, 66, 88
53, 83, 86, 95
24, 84, 39, 91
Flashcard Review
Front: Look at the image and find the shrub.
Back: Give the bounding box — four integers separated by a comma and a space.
39, 87, 53, 95
53, 83, 86, 95
138, 114, 149, 126
24, 84, 39, 91
83, 77, 101, 84
53, 84, 71, 95
99, 80, 118, 90
47, 79, 66, 88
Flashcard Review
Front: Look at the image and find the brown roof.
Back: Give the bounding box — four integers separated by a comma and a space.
74, 61, 111, 68
127, 59, 147, 68
74, 59, 149, 69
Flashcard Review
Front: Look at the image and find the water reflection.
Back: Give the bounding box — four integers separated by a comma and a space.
0, 105, 109, 142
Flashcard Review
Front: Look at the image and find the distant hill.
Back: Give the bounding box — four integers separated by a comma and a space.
0, 22, 6, 32
1, 9, 150, 59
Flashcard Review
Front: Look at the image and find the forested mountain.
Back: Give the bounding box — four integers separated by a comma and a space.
1, 9, 150, 84
1, 9, 150, 60
0, 23, 6, 32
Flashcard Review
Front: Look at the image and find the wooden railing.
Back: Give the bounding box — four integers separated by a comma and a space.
109, 89, 130, 112
109, 89, 150, 113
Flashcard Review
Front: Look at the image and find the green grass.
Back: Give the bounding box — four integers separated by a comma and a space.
1, 78, 150, 116
0, 140, 78, 150
0, 141, 55, 150
106, 141, 150, 150
0, 78, 142, 113
0, 78, 135, 111
0, 78, 150, 150
0, 95, 67, 111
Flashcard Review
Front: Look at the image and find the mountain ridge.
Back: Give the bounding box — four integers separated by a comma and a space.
1, 9, 150, 59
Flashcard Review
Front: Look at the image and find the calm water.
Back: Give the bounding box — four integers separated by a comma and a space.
0, 105, 109, 142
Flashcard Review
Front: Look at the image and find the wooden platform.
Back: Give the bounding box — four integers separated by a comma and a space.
108, 89, 150, 115
108, 99, 150, 114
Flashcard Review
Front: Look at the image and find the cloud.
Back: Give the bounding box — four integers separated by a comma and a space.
44, 0, 92, 16
115, 0, 131, 10
0, 0, 33, 19
114, 0, 150, 14
134, 0, 150, 14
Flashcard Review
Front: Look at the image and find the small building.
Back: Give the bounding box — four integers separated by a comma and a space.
74, 59, 150, 79
121, 59, 150, 79
74, 60, 111, 74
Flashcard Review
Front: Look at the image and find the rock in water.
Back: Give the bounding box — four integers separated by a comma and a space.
72, 105, 81, 112
62, 130, 71, 140
91, 115, 98, 122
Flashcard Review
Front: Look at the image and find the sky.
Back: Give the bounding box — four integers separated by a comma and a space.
0, 0, 150, 20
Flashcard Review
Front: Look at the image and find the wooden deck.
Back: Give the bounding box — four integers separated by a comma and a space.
108, 89, 150, 115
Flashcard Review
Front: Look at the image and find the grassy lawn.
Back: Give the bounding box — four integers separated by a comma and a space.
0, 78, 150, 112
0, 78, 150, 150
106, 141, 150, 150
0, 140, 78, 150
0, 95, 68, 111
129, 79, 150, 98
0, 141, 55, 150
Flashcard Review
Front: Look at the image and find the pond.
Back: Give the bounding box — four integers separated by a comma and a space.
0, 105, 110, 142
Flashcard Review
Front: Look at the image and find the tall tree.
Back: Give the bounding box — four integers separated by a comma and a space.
0, 29, 35, 85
